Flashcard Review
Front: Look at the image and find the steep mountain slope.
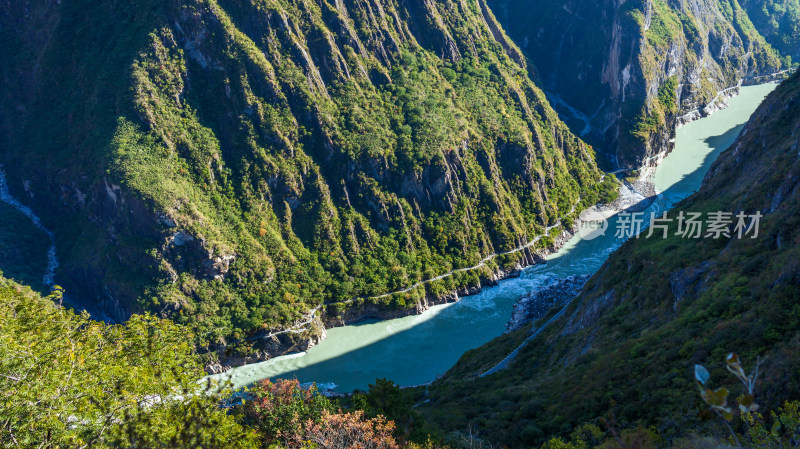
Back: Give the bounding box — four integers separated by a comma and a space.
489, 0, 786, 169
741, 0, 800, 62
421, 71, 800, 447
0, 0, 613, 361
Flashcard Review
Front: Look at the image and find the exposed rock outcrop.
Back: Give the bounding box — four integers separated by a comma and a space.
505, 275, 589, 333
490, 0, 787, 169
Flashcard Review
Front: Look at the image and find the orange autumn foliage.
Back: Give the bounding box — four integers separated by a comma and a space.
304, 410, 399, 449
243, 379, 400, 449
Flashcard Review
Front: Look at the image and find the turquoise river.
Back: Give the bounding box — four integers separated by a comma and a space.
211, 83, 777, 393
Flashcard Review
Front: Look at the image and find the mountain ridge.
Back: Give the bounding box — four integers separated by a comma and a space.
0, 0, 614, 364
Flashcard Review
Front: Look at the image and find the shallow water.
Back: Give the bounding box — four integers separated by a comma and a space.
212, 83, 777, 392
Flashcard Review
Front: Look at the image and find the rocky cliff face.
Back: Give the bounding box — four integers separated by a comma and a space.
489, 0, 785, 169
0, 0, 616, 360
421, 70, 800, 448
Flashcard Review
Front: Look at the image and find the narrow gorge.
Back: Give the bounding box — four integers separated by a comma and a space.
489, 0, 793, 169
211, 81, 777, 391
2, 0, 800, 447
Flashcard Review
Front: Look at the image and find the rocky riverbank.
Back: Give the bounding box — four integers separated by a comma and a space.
676, 86, 742, 128
676, 73, 788, 129
322, 256, 533, 328
205, 313, 327, 375
505, 275, 590, 333
501, 175, 658, 334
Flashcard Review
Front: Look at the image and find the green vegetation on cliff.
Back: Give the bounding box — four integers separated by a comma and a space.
488, 0, 786, 168
0, 0, 612, 357
625, 0, 782, 160
741, 0, 800, 63
632, 75, 679, 141
419, 71, 800, 448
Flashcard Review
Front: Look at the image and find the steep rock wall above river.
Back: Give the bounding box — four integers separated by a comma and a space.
0, 0, 615, 362
489, 0, 786, 169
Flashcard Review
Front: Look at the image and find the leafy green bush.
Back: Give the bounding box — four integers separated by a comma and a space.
0, 275, 255, 448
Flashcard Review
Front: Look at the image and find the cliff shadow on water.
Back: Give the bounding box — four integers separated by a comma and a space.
657, 123, 747, 204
